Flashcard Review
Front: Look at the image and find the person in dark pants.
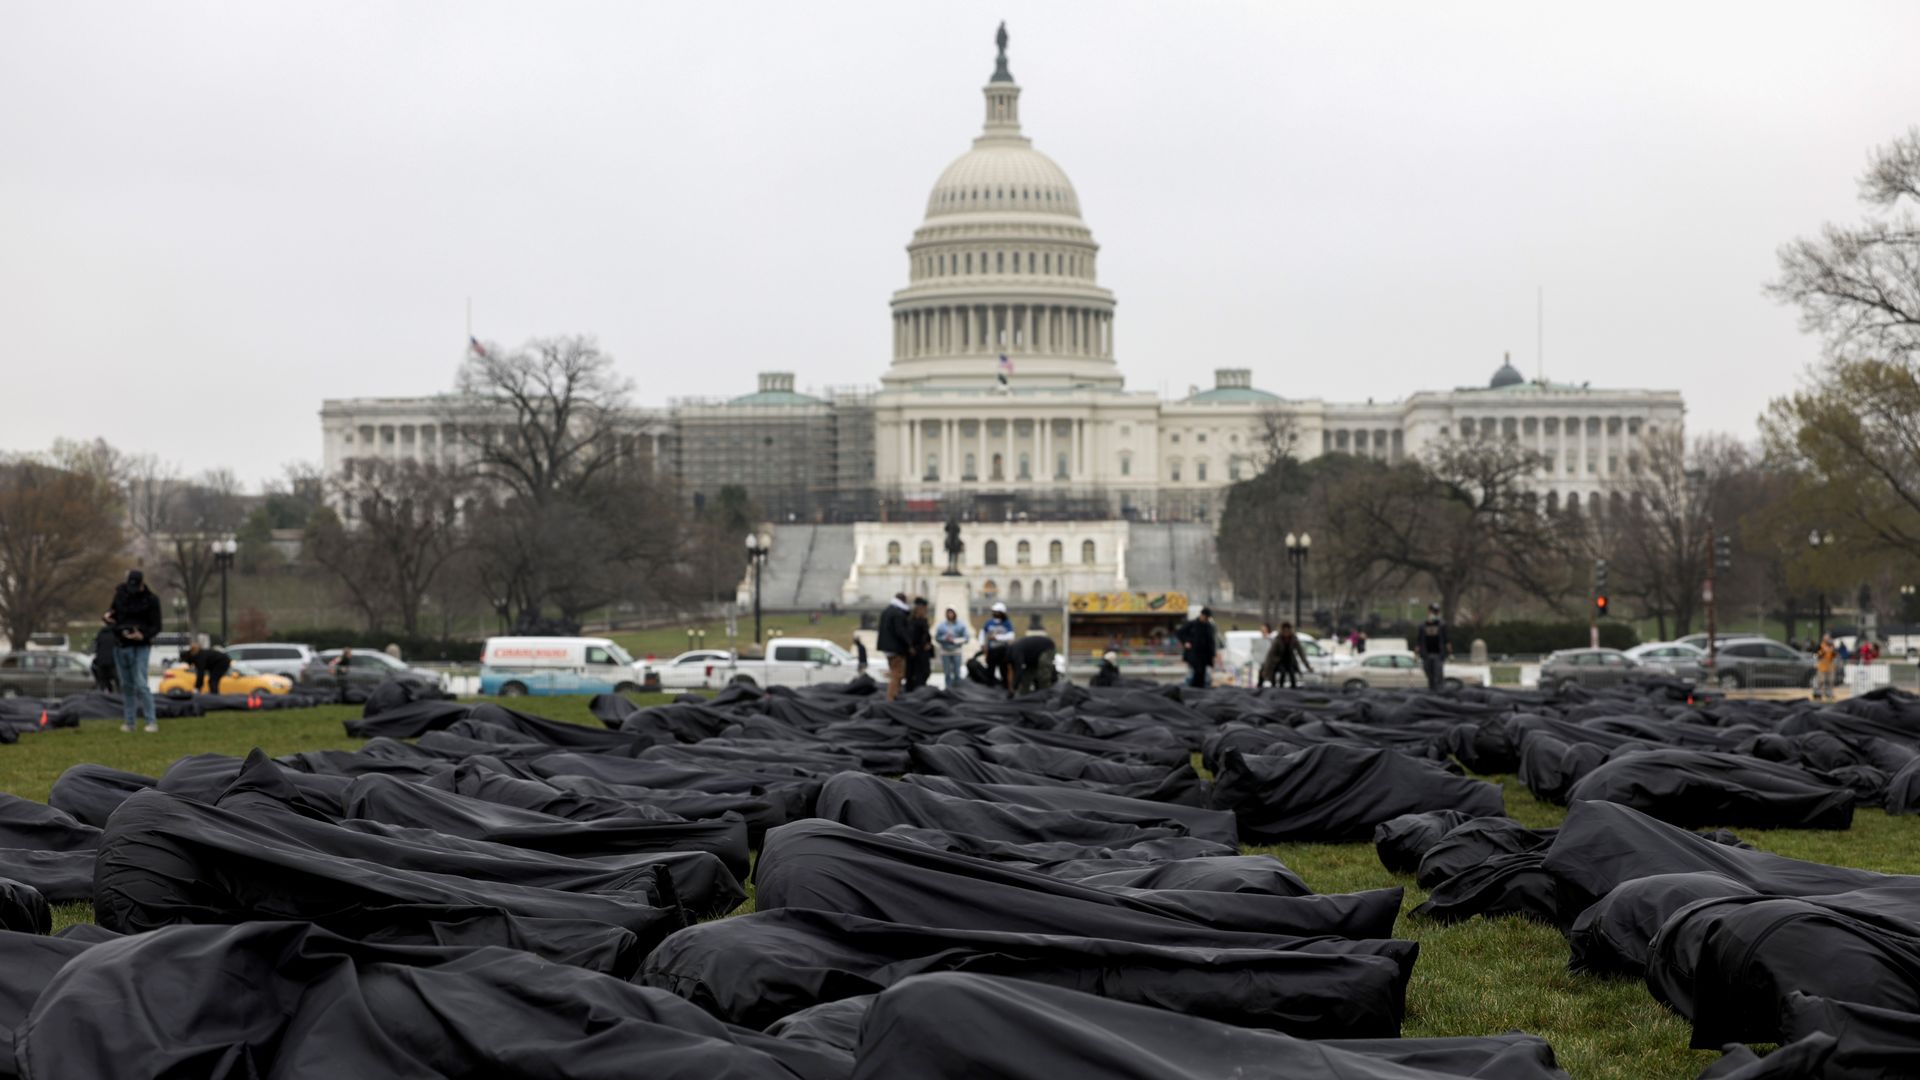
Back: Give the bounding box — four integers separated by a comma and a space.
904, 597, 934, 692
182, 643, 232, 695
1007, 634, 1058, 695
1259, 621, 1312, 689
1178, 607, 1219, 689
91, 626, 119, 693
981, 602, 1016, 688
1415, 604, 1451, 691
1090, 650, 1122, 688
103, 569, 162, 732
329, 646, 355, 704
875, 593, 911, 701
850, 634, 869, 676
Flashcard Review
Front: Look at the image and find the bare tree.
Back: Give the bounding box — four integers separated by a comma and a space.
310, 460, 470, 635
0, 459, 126, 649
124, 463, 246, 635
1319, 436, 1561, 625
453, 335, 634, 506
1764, 129, 1920, 571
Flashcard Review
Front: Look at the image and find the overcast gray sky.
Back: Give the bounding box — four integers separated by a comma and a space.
5, 1, 1917, 484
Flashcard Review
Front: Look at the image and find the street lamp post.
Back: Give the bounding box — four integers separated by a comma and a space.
744, 531, 773, 644
1284, 532, 1311, 631
1807, 529, 1833, 638
211, 536, 237, 646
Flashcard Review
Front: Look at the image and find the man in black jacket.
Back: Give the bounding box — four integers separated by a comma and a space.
875, 593, 912, 701
1415, 604, 1451, 691
103, 569, 162, 732
904, 597, 934, 692
1178, 607, 1219, 689
182, 643, 233, 695
90, 626, 119, 693
1007, 633, 1058, 695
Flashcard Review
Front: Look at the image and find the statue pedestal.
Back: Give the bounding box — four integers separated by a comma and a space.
930, 578, 977, 660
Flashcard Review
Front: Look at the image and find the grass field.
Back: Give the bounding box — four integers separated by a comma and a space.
6, 701, 1916, 1079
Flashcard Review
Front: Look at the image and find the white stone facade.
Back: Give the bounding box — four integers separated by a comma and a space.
842, 520, 1128, 607
316, 30, 1684, 529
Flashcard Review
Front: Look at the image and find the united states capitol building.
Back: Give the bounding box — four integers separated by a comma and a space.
321, 29, 1683, 607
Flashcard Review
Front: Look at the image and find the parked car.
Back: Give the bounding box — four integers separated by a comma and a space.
225, 643, 319, 680
1709, 637, 1820, 690
157, 662, 293, 697
1318, 652, 1480, 691
480, 637, 643, 697
24, 632, 70, 652
148, 632, 194, 669
634, 649, 736, 691
703, 638, 863, 689
1673, 633, 1745, 654
297, 649, 447, 696
0, 651, 97, 698
1623, 641, 1709, 682
1540, 648, 1646, 690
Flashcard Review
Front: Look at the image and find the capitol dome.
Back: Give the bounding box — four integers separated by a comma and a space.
883, 24, 1120, 391
925, 146, 1082, 219
1489, 353, 1526, 389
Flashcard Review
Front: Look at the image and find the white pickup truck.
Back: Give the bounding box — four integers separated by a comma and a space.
699, 638, 864, 689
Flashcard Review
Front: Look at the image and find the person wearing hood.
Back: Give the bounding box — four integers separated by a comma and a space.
102, 569, 162, 732
1090, 650, 1122, 688
876, 592, 912, 701
1415, 604, 1451, 692
981, 602, 1016, 688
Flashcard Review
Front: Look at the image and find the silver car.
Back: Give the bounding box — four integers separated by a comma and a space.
1324, 652, 1481, 692
1623, 642, 1709, 682
1540, 648, 1649, 691
225, 643, 319, 680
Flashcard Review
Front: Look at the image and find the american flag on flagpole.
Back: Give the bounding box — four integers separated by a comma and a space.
469, 336, 489, 359
997, 354, 1012, 386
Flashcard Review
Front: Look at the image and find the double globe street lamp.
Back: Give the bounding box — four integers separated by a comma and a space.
1807, 529, 1834, 638
210, 535, 238, 646
744, 531, 773, 645
1284, 532, 1311, 631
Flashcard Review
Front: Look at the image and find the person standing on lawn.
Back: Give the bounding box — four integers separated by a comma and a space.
1415, 604, 1451, 691
1259, 621, 1313, 689
904, 597, 934, 692
329, 646, 355, 704
1815, 634, 1837, 701
102, 569, 161, 732
875, 593, 912, 701
1177, 607, 1219, 688
934, 607, 970, 687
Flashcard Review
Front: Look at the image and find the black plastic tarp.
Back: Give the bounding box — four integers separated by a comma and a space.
1211, 745, 1504, 843
845, 973, 1569, 1080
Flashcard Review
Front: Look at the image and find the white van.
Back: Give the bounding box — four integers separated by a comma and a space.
479, 636, 640, 697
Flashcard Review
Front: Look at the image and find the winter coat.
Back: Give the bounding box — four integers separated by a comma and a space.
108, 582, 162, 645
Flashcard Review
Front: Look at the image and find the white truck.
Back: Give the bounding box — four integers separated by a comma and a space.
699, 638, 864, 689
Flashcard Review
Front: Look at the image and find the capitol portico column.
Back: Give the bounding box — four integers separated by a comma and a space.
1040, 418, 1051, 481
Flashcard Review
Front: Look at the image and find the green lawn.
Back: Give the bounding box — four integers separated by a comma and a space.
6, 702, 1917, 1079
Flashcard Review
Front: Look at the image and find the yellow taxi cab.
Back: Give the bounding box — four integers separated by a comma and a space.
156, 662, 293, 696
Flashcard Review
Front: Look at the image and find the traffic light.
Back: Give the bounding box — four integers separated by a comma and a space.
1594, 559, 1609, 592
1714, 534, 1733, 573
1595, 595, 1609, 616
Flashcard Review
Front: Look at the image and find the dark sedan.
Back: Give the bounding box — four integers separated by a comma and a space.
0, 651, 97, 698
1539, 648, 1648, 691
296, 649, 446, 697
1707, 638, 1820, 690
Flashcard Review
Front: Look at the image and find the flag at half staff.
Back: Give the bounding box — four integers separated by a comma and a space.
468, 336, 489, 359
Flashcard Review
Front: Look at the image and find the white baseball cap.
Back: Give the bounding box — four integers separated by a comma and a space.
991, 602, 1007, 613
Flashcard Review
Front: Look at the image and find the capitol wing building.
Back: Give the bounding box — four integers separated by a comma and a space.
321, 30, 1684, 607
